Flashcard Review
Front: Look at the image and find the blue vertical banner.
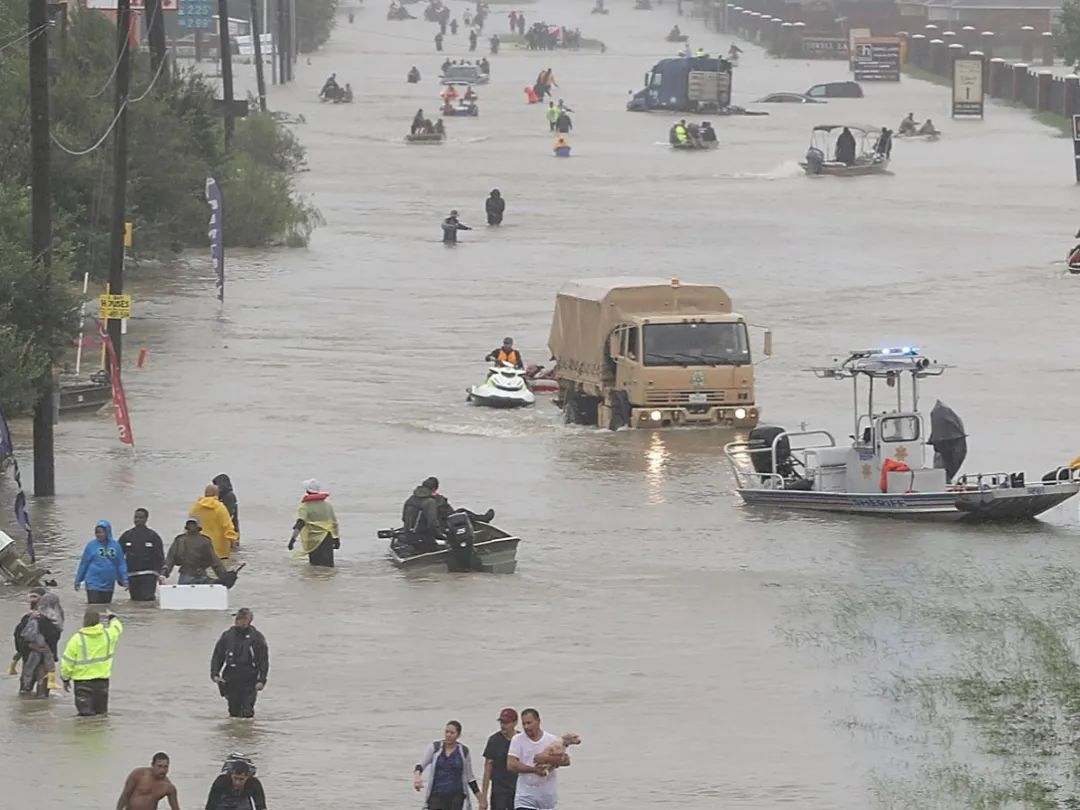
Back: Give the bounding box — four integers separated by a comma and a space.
0, 407, 35, 562
206, 177, 225, 302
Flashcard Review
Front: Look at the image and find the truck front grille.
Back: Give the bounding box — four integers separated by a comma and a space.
644, 390, 728, 405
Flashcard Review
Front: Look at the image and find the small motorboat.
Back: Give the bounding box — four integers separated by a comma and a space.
380, 512, 521, 574
524, 363, 558, 394
405, 131, 446, 143
800, 124, 889, 176
441, 102, 478, 117
665, 31, 688, 42
671, 139, 717, 150
467, 363, 536, 407
894, 129, 941, 141
723, 347, 1080, 521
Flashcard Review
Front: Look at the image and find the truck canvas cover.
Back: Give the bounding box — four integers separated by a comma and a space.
654, 57, 731, 106
549, 278, 734, 373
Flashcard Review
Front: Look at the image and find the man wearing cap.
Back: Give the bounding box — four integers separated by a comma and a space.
402, 477, 444, 553
210, 608, 269, 719
162, 517, 229, 585
482, 709, 519, 810
442, 210, 472, 244
60, 608, 123, 716
485, 338, 523, 369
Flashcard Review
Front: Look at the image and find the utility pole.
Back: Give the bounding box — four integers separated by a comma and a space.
28, 0, 54, 496
288, 0, 296, 77
146, 0, 168, 83
106, 0, 132, 369
275, 0, 287, 83
250, 0, 266, 111
217, 0, 235, 145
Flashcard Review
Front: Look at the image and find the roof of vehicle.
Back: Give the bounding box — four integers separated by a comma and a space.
811, 123, 879, 133
557, 277, 731, 303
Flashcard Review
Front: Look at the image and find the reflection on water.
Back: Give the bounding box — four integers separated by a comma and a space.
645, 432, 669, 504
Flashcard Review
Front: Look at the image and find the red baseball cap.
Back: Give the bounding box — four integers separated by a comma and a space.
498, 708, 518, 723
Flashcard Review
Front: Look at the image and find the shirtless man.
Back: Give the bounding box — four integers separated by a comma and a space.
116, 752, 180, 810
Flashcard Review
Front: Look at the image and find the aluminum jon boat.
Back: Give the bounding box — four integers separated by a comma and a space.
723, 348, 1080, 521
380, 516, 521, 574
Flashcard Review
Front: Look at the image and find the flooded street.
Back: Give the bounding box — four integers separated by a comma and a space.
3, 1, 1080, 807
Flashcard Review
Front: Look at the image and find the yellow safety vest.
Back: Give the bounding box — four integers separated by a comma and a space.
675, 125, 687, 142
60, 618, 123, 681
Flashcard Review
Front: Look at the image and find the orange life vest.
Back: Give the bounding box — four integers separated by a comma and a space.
497, 349, 520, 365
880, 458, 911, 493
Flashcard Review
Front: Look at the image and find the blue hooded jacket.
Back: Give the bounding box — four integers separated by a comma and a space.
74, 520, 129, 591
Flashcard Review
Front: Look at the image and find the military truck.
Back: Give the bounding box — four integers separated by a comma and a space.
548, 278, 770, 429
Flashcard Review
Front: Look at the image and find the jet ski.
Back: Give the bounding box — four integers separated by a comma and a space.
524, 363, 558, 394
467, 363, 535, 407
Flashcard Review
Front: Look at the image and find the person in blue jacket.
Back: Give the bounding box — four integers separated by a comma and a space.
74, 520, 128, 605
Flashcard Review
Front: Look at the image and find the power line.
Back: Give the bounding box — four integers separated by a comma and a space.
50, 101, 128, 156
0, 22, 48, 56
129, 47, 170, 102
85, 0, 164, 99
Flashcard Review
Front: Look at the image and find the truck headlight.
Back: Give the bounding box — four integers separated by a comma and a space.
650, 410, 663, 421
734, 408, 747, 420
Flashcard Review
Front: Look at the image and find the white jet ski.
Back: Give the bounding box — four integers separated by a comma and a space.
467, 363, 536, 408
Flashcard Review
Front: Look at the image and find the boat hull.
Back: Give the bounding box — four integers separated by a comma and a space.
466, 388, 534, 407
671, 141, 717, 150
389, 529, 520, 574
800, 160, 889, 176
735, 481, 1080, 521
405, 134, 445, 143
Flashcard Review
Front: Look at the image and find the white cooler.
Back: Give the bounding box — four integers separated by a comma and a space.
157, 584, 229, 611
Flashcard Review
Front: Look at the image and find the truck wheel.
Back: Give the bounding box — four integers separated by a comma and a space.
578, 396, 599, 426
564, 396, 581, 425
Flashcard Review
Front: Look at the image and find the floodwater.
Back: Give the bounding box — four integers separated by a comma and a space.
3, 1, 1080, 807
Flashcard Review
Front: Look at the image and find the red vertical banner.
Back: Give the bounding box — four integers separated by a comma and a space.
96, 320, 135, 447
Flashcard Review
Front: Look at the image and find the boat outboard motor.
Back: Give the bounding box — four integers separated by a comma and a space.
928, 400, 967, 483
445, 511, 480, 572
747, 425, 794, 477
805, 146, 825, 175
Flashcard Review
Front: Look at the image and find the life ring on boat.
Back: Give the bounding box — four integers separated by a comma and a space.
880, 458, 911, 493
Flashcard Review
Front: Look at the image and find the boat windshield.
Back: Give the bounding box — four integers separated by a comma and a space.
643, 322, 750, 366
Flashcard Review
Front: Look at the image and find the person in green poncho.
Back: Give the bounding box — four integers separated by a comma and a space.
287, 479, 341, 568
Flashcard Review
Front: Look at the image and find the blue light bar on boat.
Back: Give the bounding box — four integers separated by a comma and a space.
878, 347, 918, 356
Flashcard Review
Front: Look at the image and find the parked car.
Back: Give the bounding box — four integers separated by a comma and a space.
755, 92, 824, 104
804, 81, 863, 99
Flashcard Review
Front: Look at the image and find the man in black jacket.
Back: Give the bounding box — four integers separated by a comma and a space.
210, 608, 269, 719
119, 508, 165, 602
485, 189, 505, 225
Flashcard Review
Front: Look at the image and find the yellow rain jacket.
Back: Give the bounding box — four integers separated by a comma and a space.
60, 617, 123, 681
292, 496, 340, 557
190, 496, 239, 560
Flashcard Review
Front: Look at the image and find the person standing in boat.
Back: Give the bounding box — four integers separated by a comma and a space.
834, 127, 856, 165
872, 126, 889, 158
413, 109, 427, 135
414, 720, 483, 810
118, 508, 165, 602
287, 479, 341, 568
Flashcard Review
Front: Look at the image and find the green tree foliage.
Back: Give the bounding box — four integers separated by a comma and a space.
1059, 0, 1080, 64
0, 0, 322, 412
297, 0, 338, 53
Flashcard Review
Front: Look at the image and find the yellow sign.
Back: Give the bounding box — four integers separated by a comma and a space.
124, 222, 133, 247
99, 294, 132, 320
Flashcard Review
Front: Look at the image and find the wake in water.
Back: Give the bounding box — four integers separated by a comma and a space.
728, 160, 805, 180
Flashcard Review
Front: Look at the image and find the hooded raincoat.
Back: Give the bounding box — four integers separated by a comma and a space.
189, 497, 239, 560
213, 474, 240, 534
292, 493, 340, 557
74, 521, 129, 592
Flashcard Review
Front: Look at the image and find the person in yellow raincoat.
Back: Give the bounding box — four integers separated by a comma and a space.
287, 479, 340, 568
189, 484, 239, 560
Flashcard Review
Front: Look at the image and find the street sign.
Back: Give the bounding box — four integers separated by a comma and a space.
853, 37, 901, 81
178, 0, 214, 30
99, 294, 132, 320
952, 58, 985, 118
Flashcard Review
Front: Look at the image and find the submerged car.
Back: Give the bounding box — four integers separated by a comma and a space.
805, 81, 863, 99
755, 92, 824, 104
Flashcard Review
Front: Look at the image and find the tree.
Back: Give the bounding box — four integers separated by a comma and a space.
1059, 0, 1080, 64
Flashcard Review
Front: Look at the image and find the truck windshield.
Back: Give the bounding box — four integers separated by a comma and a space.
643, 322, 750, 366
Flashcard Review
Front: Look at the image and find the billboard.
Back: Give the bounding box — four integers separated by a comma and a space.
802, 36, 848, 60
952, 58, 985, 117
848, 27, 870, 68
85, 0, 179, 8
853, 37, 901, 81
